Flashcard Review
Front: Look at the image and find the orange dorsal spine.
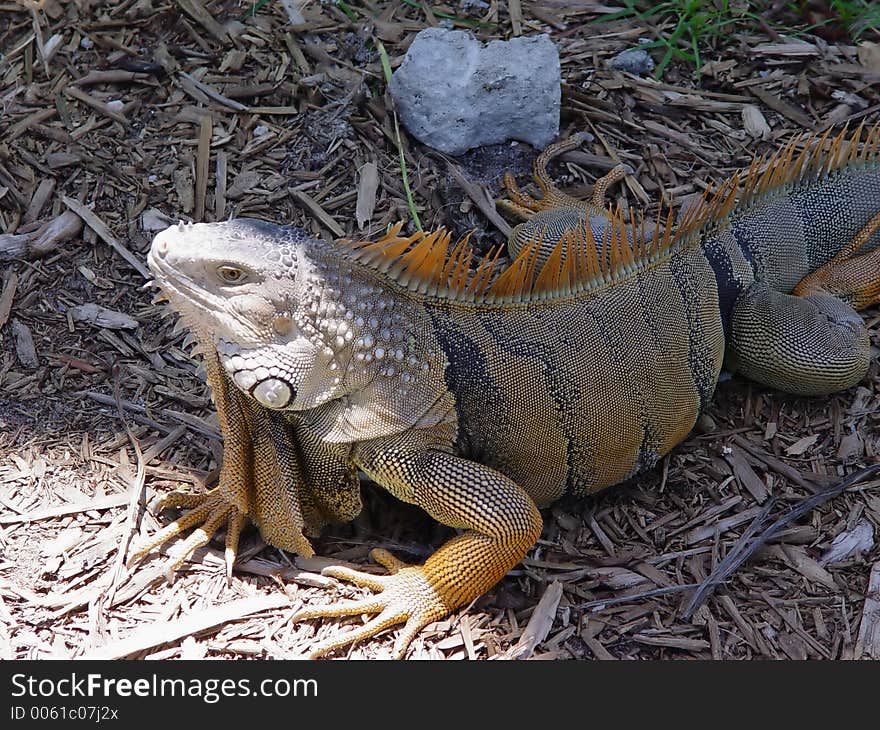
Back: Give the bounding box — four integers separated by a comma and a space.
339, 122, 880, 305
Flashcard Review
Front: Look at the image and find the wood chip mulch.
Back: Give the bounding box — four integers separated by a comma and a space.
1, 1, 879, 660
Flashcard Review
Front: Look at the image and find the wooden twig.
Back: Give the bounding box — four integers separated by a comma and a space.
62, 197, 151, 278
505, 580, 563, 659
443, 158, 513, 238
78, 595, 290, 659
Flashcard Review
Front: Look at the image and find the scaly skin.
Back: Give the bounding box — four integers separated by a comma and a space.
137, 126, 880, 658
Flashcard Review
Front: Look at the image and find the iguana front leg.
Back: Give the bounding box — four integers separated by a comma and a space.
293, 430, 544, 659
131, 349, 315, 573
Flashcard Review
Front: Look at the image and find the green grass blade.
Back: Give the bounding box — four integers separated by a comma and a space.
376, 40, 423, 232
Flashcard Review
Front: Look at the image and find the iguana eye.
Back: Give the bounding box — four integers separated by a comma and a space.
217, 265, 246, 284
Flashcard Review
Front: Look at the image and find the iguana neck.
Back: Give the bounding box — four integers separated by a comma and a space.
282, 238, 456, 443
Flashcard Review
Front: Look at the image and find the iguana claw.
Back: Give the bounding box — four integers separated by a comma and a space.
130, 490, 247, 579
292, 548, 448, 659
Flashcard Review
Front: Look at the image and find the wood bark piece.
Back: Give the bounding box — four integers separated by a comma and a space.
0, 494, 131, 525
11, 319, 38, 367
821, 519, 875, 564
724, 445, 770, 504
62, 197, 150, 278
69, 303, 139, 331
0, 210, 83, 261
855, 561, 880, 659
732, 435, 822, 492
25, 178, 56, 222
179, 71, 248, 111
506, 580, 563, 660
195, 114, 212, 221
291, 190, 345, 236
750, 86, 814, 129
174, 0, 229, 43
444, 158, 512, 238
78, 594, 291, 659
0, 273, 17, 329
64, 87, 128, 125
355, 161, 379, 229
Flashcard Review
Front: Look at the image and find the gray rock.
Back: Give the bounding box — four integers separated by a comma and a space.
610, 48, 655, 76
389, 28, 560, 155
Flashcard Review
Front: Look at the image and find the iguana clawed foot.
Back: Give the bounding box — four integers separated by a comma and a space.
292, 548, 449, 659
130, 490, 247, 579
496, 131, 631, 222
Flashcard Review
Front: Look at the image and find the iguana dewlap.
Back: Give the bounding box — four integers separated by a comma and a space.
139, 125, 880, 658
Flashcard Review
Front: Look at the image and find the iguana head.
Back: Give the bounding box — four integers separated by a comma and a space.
149, 219, 358, 412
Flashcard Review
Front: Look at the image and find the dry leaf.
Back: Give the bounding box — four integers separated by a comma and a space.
821, 520, 875, 565
356, 161, 379, 230
742, 104, 771, 140
857, 41, 880, 72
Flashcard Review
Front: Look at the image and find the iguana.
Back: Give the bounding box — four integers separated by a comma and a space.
137, 124, 880, 658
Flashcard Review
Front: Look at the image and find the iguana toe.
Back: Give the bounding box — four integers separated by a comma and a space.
293, 554, 448, 659
130, 490, 245, 577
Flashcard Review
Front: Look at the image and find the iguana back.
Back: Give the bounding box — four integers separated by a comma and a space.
421, 242, 722, 502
